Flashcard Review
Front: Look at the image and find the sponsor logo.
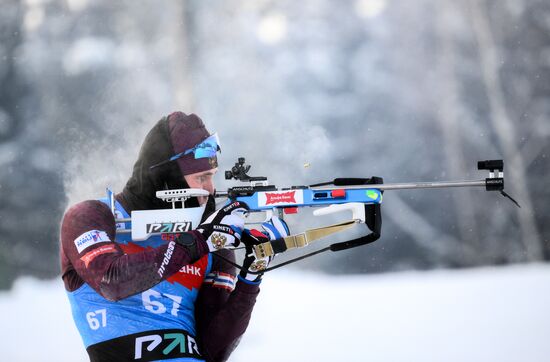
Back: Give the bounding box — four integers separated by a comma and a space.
230, 186, 253, 193
123, 242, 208, 291
157, 241, 176, 277
265, 191, 296, 205
178, 265, 202, 276
167, 255, 209, 290
161, 233, 188, 241
223, 202, 240, 213
80, 244, 117, 267
74, 230, 111, 254
134, 332, 201, 360
146, 222, 192, 234
210, 233, 227, 249
212, 224, 233, 234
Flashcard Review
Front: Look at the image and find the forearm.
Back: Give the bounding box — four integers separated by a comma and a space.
60, 199, 210, 300
97, 237, 208, 301
197, 280, 260, 362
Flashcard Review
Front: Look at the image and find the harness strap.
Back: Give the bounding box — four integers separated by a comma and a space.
253, 220, 358, 258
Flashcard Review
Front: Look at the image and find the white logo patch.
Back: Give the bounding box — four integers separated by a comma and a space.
74, 230, 111, 253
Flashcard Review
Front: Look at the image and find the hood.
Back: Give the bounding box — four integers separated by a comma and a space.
118, 112, 217, 217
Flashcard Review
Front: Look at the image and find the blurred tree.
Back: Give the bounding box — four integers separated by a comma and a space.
468, 0, 543, 261
185, 0, 550, 272
0, 0, 193, 289
0, 0, 65, 289
1, 0, 548, 290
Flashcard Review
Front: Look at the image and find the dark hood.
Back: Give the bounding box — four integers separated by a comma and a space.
117, 115, 216, 217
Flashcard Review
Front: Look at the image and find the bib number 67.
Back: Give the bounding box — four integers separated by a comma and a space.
142, 290, 183, 316
86, 309, 107, 330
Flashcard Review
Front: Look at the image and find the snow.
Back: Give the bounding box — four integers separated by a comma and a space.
1, 264, 549, 362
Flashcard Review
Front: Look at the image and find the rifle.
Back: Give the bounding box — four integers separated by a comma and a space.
113, 158, 518, 273
212, 158, 519, 273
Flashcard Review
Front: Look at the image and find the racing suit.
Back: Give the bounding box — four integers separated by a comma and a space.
60, 195, 259, 361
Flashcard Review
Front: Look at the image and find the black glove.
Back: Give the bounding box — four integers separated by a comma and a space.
239, 229, 272, 284
239, 216, 290, 284
197, 201, 249, 251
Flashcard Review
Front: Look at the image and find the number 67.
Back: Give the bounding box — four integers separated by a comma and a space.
86, 309, 107, 330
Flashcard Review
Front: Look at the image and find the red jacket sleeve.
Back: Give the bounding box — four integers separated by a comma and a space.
60, 200, 209, 301
195, 249, 260, 362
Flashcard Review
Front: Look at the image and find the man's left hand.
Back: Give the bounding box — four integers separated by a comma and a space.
239, 216, 290, 283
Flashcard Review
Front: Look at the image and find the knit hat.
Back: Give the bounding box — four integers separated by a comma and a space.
167, 112, 218, 175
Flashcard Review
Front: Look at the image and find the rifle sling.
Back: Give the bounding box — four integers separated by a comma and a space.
253, 220, 358, 258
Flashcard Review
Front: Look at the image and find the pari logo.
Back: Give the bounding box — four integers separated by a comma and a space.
134, 332, 201, 360
146, 222, 192, 234
260, 190, 304, 206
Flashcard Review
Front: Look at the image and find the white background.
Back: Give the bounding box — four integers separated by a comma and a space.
1, 264, 549, 362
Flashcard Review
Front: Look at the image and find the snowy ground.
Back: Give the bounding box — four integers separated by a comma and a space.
1, 264, 549, 362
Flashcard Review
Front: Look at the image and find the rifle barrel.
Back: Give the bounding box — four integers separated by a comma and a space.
215, 179, 490, 198
317, 179, 487, 191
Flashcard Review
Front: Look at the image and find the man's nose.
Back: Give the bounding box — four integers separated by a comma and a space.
203, 180, 215, 194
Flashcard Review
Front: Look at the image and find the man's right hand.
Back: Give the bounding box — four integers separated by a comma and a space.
197, 201, 249, 252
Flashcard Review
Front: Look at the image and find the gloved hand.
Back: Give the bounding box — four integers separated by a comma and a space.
197, 201, 249, 252
259, 214, 290, 240
239, 215, 290, 283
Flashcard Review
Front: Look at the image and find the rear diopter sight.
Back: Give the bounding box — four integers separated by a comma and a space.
225, 157, 267, 183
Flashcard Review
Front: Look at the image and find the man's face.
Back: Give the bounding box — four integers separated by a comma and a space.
184, 168, 218, 205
